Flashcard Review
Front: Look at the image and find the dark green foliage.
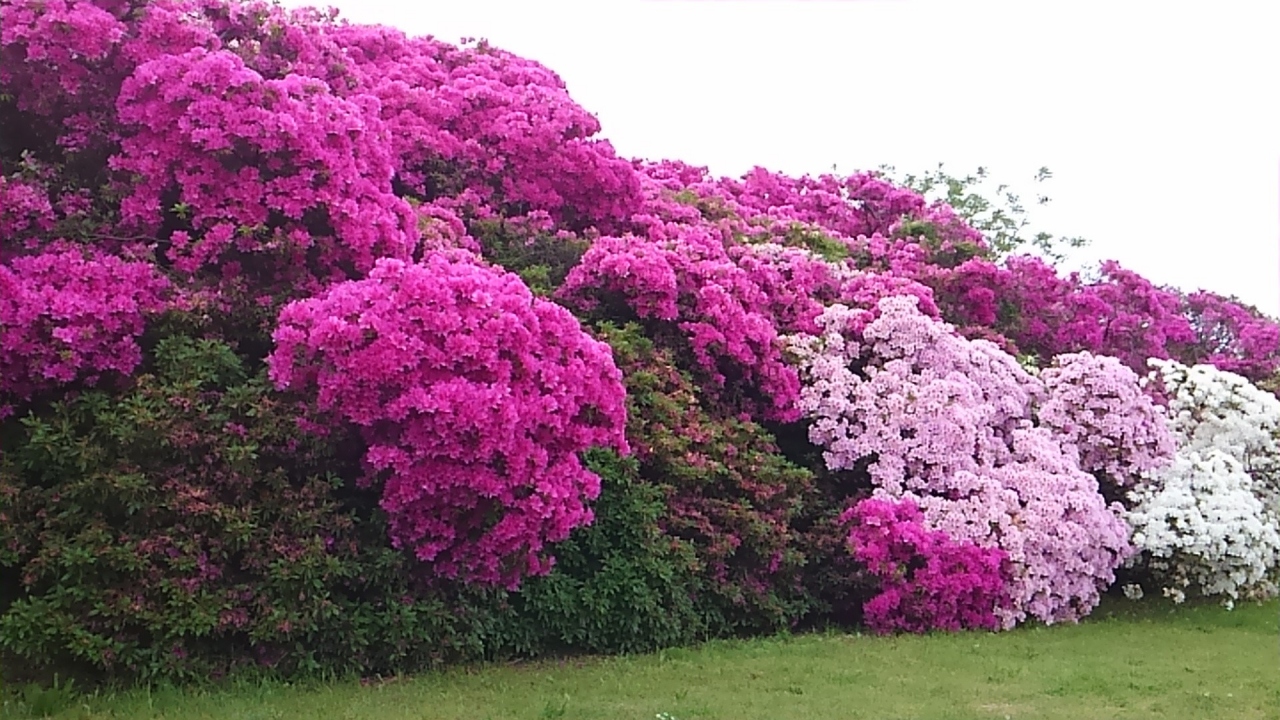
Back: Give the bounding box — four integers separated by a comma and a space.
0, 323, 818, 682
599, 324, 814, 636
471, 218, 590, 297
491, 450, 708, 656
894, 218, 990, 269
0, 336, 485, 682
672, 189, 736, 222
780, 224, 850, 263
765, 420, 877, 629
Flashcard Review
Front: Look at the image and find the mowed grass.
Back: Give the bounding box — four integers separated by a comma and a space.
5, 599, 1278, 720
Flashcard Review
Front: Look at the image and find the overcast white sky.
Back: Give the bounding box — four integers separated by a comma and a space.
286, 0, 1280, 316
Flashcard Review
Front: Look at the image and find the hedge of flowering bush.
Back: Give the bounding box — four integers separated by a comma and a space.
843, 497, 1010, 634
1121, 360, 1280, 604
785, 297, 1136, 628
4, 0, 1280, 683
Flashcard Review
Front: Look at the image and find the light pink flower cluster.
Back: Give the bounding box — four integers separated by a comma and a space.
788, 296, 1039, 484
1036, 351, 1176, 488
905, 428, 1133, 626
788, 295, 1133, 626
268, 254, 629, 587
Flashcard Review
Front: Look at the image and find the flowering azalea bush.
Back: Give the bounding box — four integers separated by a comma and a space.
5, 0, 1280, 682
1125, 450, 1280, 605
598, 323, 813, 634
920, 256, 1201, 375
1122, 360, 1280, 604
1146, 360, 1280, 482
268, 255, 629, 588
0, 336, 486, 680
1036, 351, 1176, 493
1181, 291, 1280, 382
843, 497, 1009, 634
786, 296, 1133, 627
0, 247, 170, 418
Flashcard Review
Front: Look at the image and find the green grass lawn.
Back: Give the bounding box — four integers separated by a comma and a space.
5, 599, 1278, 720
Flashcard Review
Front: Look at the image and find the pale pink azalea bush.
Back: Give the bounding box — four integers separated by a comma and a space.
1036, 351, 1176, 490
903, 427, 1134, 627
268, 254, 629, 587
786, 296, 1039, 486
787, 296, 1133, 627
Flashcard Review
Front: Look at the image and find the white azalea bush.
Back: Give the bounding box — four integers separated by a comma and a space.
1126, 450, 1280, 604
1123, 360, 1280, 604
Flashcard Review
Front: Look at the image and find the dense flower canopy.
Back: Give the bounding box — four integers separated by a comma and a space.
1036, 351, 1176, 490
843, 497, 1010, 634
3, 0, 1280, 681
786, 296, 1135, 626
268, 254, 630, 587
1123, 360, 1280, 604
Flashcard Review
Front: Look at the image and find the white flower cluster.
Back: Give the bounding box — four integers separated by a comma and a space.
1125, 360, 1280, 604
1149, 359, 1280, 485
1126, 450, 1280, 603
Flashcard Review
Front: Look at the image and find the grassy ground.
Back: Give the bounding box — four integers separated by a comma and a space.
3, 599, 1277, 720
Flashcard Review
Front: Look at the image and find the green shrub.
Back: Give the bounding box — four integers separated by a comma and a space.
492, 449, 708, 656
0, 335, 484, 682
600, 324, 814, 636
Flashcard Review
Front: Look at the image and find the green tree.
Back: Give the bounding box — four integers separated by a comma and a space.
877, 164, 1091, 264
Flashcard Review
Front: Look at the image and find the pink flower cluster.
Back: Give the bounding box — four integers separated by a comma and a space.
1182, 291, 1280, 382
0, 0, 127, 112
1036, 351, 1176, 488
320, 24, 645, 233
558, 167, 945, 422
267, 254, 629, 588
0, 174, 55, 243
113, 46, 418, 282
558, 227, 842, 421
788, 296, 1134, 626
3, 0, 646, 280
0, 247, 170, 419
923, 256, 1205, 375
634, 159, 1278, 384
843, 497, 1009, 634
